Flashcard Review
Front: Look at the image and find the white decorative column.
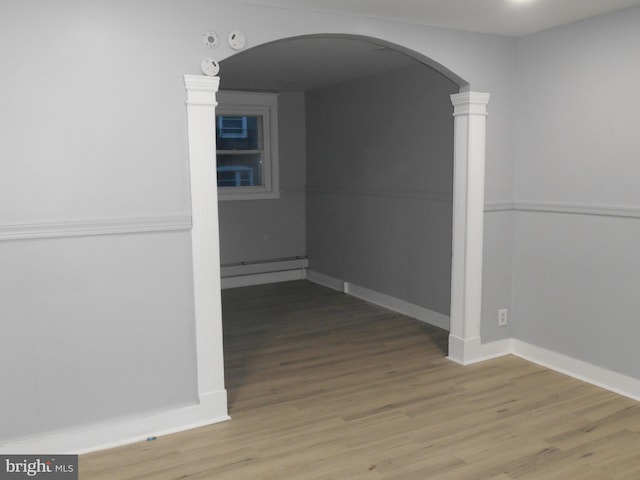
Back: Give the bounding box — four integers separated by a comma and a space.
448, 92, 490, 365
184, 75, 228, 418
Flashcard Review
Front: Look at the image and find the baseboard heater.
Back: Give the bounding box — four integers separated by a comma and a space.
220, 256, 308, 289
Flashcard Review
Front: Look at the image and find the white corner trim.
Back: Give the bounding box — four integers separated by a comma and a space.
306, 270, 346, 292
0, 389, 229, 455
344, 282, 450, 331
0, 215, 192, 241
222, 269, 306, 289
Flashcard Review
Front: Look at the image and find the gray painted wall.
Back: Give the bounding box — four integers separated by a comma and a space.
0, 0, 519, 443
306, 64, 458, 316
0, 1, 202, 444
514, 7, 640, 376
482, 210, 515, 342
0, 233, 198, 442
218, 91, 306, 265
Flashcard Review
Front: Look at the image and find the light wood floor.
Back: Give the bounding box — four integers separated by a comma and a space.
81, 280, 640, 479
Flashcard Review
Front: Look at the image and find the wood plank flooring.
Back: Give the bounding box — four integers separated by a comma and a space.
81, 280, 640, 479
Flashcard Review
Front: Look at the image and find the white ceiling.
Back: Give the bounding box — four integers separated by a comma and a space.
222, 0, 640, 36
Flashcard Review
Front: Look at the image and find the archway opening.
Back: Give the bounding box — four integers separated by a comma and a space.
183, 33, 489, 418
218, 34, 459, 329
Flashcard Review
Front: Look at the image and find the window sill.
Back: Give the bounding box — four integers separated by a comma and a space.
218, 189, 281, 201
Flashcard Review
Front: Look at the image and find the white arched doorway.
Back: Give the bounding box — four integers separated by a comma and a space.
183, 46, 490, 421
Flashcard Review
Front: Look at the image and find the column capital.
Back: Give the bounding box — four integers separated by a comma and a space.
184, 75, 220, 106
451, 92, 490, 116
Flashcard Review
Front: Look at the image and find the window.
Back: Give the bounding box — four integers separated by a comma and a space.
215, 91, 279, 200
218, 115, 248, 139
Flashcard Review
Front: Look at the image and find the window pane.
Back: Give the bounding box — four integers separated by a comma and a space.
216, 115, 262, 150
217, 153, 263, 187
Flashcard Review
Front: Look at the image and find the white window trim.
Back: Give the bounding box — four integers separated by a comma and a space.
216, 91, 280, 201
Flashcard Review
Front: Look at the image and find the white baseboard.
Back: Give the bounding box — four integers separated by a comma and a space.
305, 270, 345, 292
447, 335, 478, 365
221, 258, 308, 278
479, 338, 514, 361
344, 282, 450, 331
305, 271, 450, 331
0, 390, 229, 455
510, 340, 640, 402
306, 271, 450, 330
448, 336, 512, 365
452, 337, 640, 402
221, 269, 306, 289
221, 259, 308, 290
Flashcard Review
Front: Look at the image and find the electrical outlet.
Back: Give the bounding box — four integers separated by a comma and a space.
498, 309, 508, 327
